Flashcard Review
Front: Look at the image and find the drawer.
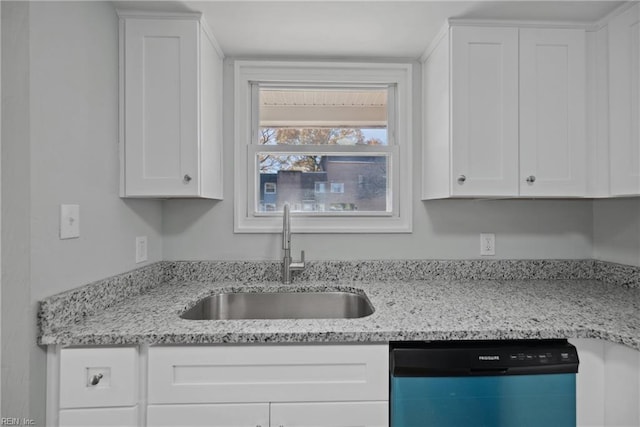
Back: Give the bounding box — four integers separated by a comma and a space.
148, 344, 389, 404
59, 406, 137, 427
59, 347, 137, 409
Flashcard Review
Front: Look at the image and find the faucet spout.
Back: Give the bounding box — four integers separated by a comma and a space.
282, 203, 305, 284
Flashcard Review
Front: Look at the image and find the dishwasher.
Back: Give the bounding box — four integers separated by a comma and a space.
390, 339, 579, 427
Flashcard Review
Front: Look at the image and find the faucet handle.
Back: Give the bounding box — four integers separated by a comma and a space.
290, 250, 306, 271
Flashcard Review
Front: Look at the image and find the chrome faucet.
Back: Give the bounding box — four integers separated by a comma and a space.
282, 204, 305, 284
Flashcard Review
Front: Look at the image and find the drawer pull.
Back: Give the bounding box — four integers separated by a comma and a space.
90, 373, 103, 386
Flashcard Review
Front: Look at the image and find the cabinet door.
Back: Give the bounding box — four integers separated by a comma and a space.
519, 28, 587, 196
570, 338, 640, 427
451, 26, 519, 197
147, 403, 269, 427
270, 402, 388, 427
122, 18, 199, 197
59, 407, 137, 427
609, 4, 640, 196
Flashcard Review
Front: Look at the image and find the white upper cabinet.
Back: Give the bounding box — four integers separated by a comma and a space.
450, 26, 519, 197
118, 12, 224, 199
608, 4, 640, 196
519, 28, 587, 196
422, 23, 587, 199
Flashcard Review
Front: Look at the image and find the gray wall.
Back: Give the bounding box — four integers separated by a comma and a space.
593, 198, 640, 267
1, 2, 163, 422
0, 0, 3, 410
28, 1, 163, 302
162, 59, 595, 261
1, 2, 31, 419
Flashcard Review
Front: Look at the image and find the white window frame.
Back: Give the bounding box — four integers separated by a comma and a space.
234, 60, 412, 233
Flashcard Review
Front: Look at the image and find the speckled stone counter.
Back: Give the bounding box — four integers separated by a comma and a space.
38, 259, 640, 350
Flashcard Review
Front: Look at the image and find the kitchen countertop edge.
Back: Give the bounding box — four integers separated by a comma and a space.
39, 277, 640, 351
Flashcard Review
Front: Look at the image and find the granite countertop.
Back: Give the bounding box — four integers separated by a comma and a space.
39, 272, 640, 350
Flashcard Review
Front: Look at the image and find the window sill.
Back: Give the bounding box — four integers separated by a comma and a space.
234, 214, 412, 234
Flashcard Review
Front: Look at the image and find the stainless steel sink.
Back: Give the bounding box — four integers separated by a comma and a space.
180, 291, 375, 320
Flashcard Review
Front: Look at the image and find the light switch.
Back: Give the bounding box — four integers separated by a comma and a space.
135, 236, 148, 263
60, 204, 80, 239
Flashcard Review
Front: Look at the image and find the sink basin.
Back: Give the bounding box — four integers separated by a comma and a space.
180, 291, 375, 320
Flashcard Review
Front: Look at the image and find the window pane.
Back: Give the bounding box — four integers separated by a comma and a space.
258, 87, 388, 146
259, 127, 387, 146
257, 154, 389, 213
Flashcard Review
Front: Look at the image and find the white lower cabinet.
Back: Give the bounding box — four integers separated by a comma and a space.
49, 344, 388, 427
51, 341, 640, 426
59, 407, 138, 427
146, 344, 389, 427
146, 402, 387, 427
53, 347, 139, 427
571, 338, 640, 427
270, 402, 388, 427
147, 403, 269, 427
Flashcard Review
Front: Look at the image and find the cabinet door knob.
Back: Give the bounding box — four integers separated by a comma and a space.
90, 373, 103, 386
183, 174, 192, 184
526, 175, 536, 184
457, 174, 466, 184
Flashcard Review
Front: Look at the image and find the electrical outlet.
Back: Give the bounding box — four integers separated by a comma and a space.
60, 204, 80, 239
135, 236, 148, 263
480, 233, 495, 256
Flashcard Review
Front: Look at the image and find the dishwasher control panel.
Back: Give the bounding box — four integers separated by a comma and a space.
391, 339, 579, 376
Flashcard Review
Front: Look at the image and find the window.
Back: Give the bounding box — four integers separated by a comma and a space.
315, 182, 327, 194
330, 183, 345, 194
235, 61, 412, 233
